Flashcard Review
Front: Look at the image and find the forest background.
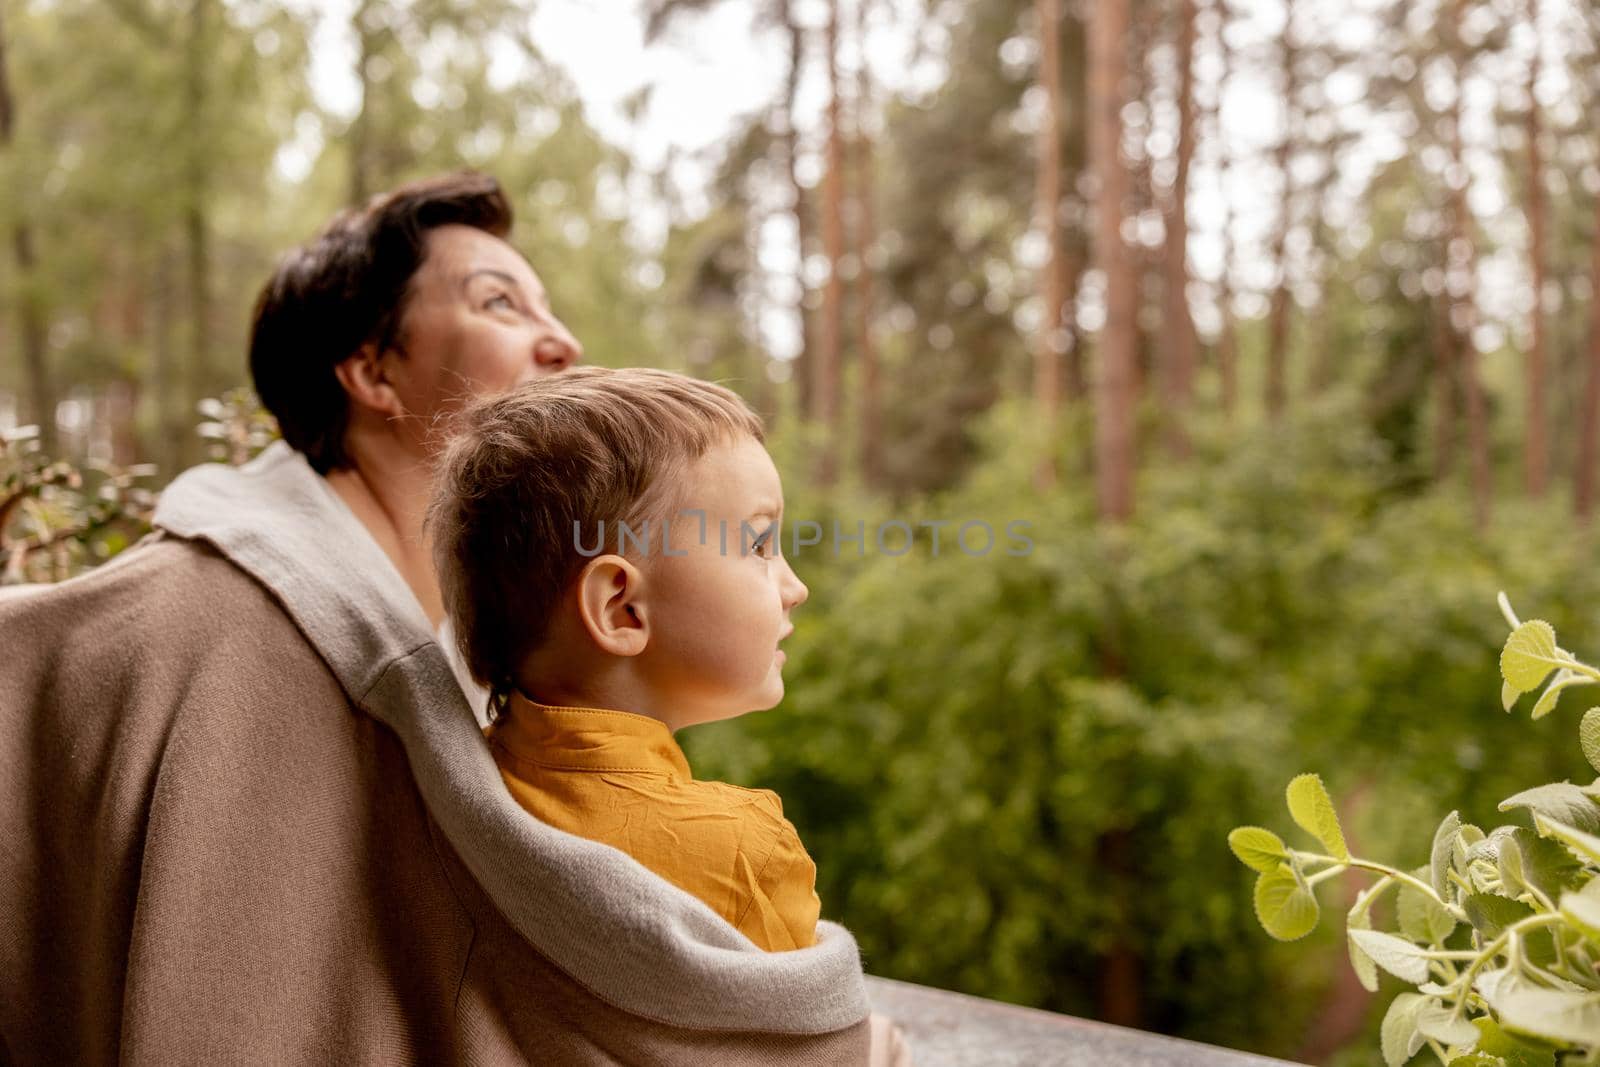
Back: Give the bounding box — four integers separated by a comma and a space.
4, 0, 1600, 1061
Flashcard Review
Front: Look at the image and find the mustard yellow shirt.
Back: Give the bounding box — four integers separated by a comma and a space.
486, 693, 820, 952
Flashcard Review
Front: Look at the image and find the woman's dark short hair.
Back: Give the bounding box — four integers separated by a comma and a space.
248, 170, 514, 473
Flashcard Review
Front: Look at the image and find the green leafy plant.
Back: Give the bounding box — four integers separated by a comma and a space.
0, 425, 158, 584
2, 391, 279, 585
1231, 594, 1600, 1065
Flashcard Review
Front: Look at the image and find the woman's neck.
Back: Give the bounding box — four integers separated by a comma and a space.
324, 449, 445, 628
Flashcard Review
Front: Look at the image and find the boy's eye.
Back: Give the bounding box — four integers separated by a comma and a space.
751, 526, 776, 557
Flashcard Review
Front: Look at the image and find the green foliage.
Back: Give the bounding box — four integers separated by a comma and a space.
1228, 827, 1288, 873
1255, 864, 1321, 942
681, 396, 1598, 1056
1287, 773, 1351, 862
1, 391, 277, 583
0, 424, 157, 583
1230, 601, 1600, 1064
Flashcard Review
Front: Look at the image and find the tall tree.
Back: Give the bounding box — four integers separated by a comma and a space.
0, 3, 54, 451
1265, 0, 1297, 420
814, 0, 846, 485
644, 0, 815, 416
1161, 0, 1199, 456
349, 0, 382, 205
1061, 10, 1087, 405
183, 0, 215, 437
1092, 0, 1137, 523
1523, 0, 1549, 497
1212, 0, 1237, 418
1577, 187, 1600, 521
853, 0, 882, 487
782, 4, 815, 421
1446, 0, 1492, 528
1033, 0, 1066, 487
1433, 290, 1458, 481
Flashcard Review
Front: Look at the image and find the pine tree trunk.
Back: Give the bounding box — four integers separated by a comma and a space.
781, 4, 814, 423
813, 0, 845, 486
1092, 0, 1137, 499
853, 0, 882, 488
1306, 149, 1340, 393
1434, 294, 1458, 481
1265, 0, 1296, 420
1575, 187, 1600, 520
185, 0, 214, 464
1162, 0, 1198, 456
1033, 0, 1065, 488
1214, 0, 1237, 419
1128, 0, 1159, 403
1524, 0, 1548, 497
350, 0, 376, 206
152, 249, 178, 476
1062, 10, 1087, 407
0, 6, 55, 452
1449, 0, 1491, 529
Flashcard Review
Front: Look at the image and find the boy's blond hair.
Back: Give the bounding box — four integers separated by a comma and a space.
429, 366, 765, 713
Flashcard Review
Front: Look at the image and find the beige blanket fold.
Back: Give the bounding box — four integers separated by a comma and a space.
0, 442, 870, 1064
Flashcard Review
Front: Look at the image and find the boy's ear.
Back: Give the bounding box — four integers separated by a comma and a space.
575, 555, 649, 657
333, 342, 405, 419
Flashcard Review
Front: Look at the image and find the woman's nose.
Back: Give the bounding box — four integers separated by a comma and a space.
535, 321, 583, 369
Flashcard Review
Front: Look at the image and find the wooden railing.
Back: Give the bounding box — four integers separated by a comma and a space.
866, 976, 1303, 1066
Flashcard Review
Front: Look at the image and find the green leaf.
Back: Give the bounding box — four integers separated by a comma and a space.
1583, 708, 1600, 775
1477, 967, 1600, 1047
1508, 827, 1585, 900
1533, 813, 1600, 865
1498, 834, 1528, 896
1528, 671, 1593, 721
1417, 1001, 1484, 1046
1254, 864, 1319, 941
1348, 892, 1381, 993
1349, 928, 1433, 984
1433, 810, 1463, 899
1501, 620, 1561, 694
1463, 893, 1535, 940
1398, 868, 1458, 946
1558, 880, 1600, 943
1503, 679, 1520, 712
1228, 826, 1288, 873
1287, 773, 1349, 861
1382, 992, 1428, 1067
1445, 1056, 1502, 1067
1499, 783, 1600, 836
1470, 1016, 1558, 1067
1529, 683, 1561, 720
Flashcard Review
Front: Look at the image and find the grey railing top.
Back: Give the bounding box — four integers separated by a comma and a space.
866, 976, 1303, 1067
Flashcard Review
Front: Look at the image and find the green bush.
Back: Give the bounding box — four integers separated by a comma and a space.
685, 394, 1597, 1057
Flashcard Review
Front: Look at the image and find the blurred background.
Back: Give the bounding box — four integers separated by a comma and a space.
3, 0, 1600, 1061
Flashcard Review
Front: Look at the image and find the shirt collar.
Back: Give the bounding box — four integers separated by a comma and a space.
492, 691, 692, 782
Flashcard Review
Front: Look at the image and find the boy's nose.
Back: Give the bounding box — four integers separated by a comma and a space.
782, 561, 808, 609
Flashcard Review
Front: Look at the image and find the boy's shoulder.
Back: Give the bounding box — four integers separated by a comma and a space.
677, 778, 801, 842
686, 777, 783, 813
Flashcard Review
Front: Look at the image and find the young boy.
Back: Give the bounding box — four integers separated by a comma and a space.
428, 366, 818, 952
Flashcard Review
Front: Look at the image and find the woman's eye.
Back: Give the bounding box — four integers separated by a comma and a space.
485, 292, 515, 311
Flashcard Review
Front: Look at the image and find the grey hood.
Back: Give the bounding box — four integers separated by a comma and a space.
152, 441, 869, 1033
